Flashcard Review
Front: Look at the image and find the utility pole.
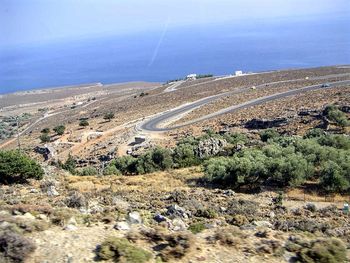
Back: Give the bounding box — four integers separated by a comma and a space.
16, 116, 21, 152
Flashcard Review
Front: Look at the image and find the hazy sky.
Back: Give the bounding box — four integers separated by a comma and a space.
1, 0, 349, 47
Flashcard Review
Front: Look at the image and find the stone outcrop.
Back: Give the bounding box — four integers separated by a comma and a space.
196, 137, 227, 159
244, 118, 289, 129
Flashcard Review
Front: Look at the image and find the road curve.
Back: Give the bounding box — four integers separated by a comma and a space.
140, 79, 350, 132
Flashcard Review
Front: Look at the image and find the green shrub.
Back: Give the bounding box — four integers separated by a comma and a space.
53, 125, 65, 135
195, 208, 217, 219
135, 152, 157, 174
103, 165, 121, 176
151, 147, 173, 170
113, 156, 137, 174
41, 128, 50, 134
60, 154, 77, 174
103, 112, 115, 122
79, 120, 89, 127
188, 222, 206, 234
223, 132, 248, 145
134, 148, 173, 174
79, 166, 98, 176
97, 237, 152, 263
317, 134, 350, 150
323, 105, 349, 127
39, 133, 51, 143
172, 143, 199, 168
0, 150, 44, 184
303, 128, 325, 139
260, 129, 280, 142
320, 161, 349, 193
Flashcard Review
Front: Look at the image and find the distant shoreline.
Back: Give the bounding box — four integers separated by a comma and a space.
1, 64, 349, 97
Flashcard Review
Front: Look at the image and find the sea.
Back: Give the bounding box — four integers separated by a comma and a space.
0, 14, 349, 94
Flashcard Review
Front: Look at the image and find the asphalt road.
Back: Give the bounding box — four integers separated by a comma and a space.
140, 79, 350, 132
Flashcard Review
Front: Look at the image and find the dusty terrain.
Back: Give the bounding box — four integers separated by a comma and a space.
1, 167, 350, 263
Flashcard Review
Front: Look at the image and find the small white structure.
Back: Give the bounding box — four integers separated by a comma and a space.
235, 70, 243, 76
186, 74, 197, 80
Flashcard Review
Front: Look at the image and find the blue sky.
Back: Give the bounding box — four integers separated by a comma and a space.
0, 0, 349, 47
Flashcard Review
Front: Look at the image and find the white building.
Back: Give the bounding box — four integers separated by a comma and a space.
186, 74, 197, 80
235, 70, 243, 76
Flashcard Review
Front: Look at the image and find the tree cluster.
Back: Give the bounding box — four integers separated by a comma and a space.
205, 131, 350, 193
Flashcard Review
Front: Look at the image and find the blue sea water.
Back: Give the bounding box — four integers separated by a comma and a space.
0, 14, 349, 94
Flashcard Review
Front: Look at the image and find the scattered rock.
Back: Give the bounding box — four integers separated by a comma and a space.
0, 210, 11, 217
223, 190, 235, 196
88, 200, 104, 214
112, 197, 130, 212
154, 214, 167, 223
47, 185, 59, 197
171, 218, 187, 231
128, 212, 142, 224
114, 222, 131, 231
22, 212, 36, 221
253, 221, 272, 229
64, 224, 78, 231
67, 217, 77, 226
166, 204, 190, 219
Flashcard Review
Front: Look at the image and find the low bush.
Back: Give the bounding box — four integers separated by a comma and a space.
0, 230, 36, 263
255, 239, 284, 256
195, 208, 217, 219
294, 238, 347, 263
65, 192, 87, 209
97, 237, 152, 263
60, 154, 76, 174
78, 166, 98, 176
159, 232, 194, 262
229, 215, 248, 226
79, 120, 89, 127
188, 222, 206, 234
208, 227, 245, 247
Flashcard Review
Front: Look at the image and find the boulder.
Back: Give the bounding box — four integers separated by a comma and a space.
166, 204, 189, 219
171, 218, 187, 231
128, 212, 142, 224
154, 214, 168, 223
47, 185, 59, 197
196, 138, 227, 159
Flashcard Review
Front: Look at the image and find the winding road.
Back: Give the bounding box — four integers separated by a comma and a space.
140, 79, 350, 132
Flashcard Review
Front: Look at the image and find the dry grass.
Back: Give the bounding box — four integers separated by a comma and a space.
64, 168, 202, 194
